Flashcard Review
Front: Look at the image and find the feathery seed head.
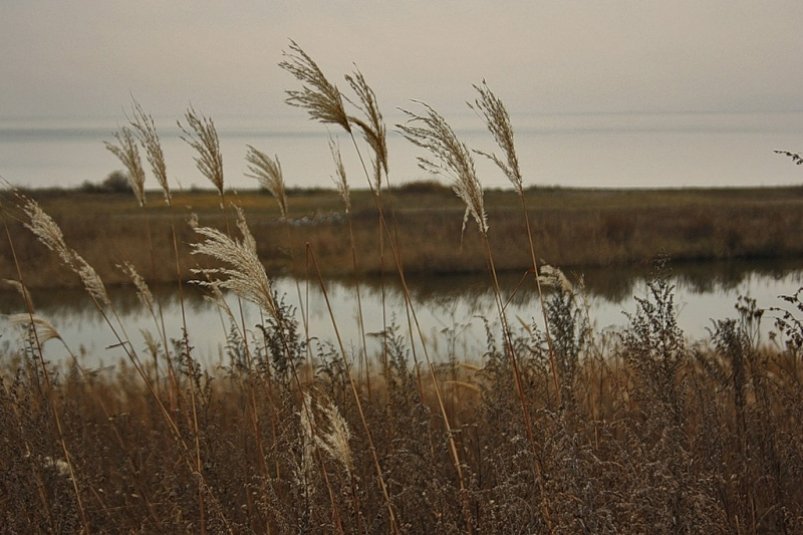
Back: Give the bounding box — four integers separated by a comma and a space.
316, 399, 354, 475
74, 255, 111, 308
4, 279, 34, 311
245, 146, 287, 219
470, 81, 524, 194
21, 197, 110, 308
7, 313, 62, 345
280, 40, 351, 133
179, 107, 224, 199
130, 99, 171, 206
398, 102, 488, 236
190, 208, 277, 319
329, 138, 351, 213
104, 126, 147, 206
346, 69, 388, 186
118, 261, 155, 313
539, 264, 574, 295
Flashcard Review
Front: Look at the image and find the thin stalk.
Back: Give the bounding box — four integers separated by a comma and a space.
519, 193, 562, 406
1, 207, 91, 534
307, 245, 399, 534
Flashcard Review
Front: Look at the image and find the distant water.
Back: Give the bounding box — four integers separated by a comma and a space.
1, 260, 801, 368
1, 112, 803, 190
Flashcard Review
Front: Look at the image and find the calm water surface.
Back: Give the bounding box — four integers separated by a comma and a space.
2, 112, 803, 190
1, 260, 800, 369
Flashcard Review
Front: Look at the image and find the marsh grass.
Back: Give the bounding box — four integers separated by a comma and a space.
2, 46, 803, 535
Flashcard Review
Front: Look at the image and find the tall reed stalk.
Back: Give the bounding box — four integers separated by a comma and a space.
399, 101, 555, 531
1, 198, 91, 534
469, 81, 562, 406
281, 42, 473, 531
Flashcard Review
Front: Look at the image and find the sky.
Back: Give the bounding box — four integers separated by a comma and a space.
3, 1, 803, 119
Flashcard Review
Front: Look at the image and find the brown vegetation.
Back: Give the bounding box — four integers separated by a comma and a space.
1, 186, 801, 289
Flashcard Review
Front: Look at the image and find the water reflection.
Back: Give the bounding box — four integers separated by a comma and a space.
1, 259, 801, 368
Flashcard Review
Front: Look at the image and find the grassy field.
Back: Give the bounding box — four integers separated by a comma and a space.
3, 44, 803, 533
2, 184, 802, 532
1, 184, 801, 289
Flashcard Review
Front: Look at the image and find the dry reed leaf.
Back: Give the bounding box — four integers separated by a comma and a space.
104, 126, 147, 207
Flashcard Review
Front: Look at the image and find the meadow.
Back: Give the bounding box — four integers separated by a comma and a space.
1, 43, 803, 534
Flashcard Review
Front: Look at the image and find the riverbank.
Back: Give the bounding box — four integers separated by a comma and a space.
2, 184, 802, 289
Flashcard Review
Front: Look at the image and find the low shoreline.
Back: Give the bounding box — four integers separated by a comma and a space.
2, 185, 802, 289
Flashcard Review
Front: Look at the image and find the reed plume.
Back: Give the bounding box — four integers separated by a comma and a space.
245, 146, 287, 219
105, 126, 147, 207
316, 399, 354, 476
7, 313, 62, 345
179, 107, 224, 199
21, 197, 110, 308
399, 102, 488, 237
130, 99, 171, 206
470, 81, 562, 405
346, 68, 387, 189
4, 279, 34, 311
118, 261, 155, 313
469, 80, 523, 193
329, 139, 351, 213
190, 207, 277, 320
280, 40, 351, 132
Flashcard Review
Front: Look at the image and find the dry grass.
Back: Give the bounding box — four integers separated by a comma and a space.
2, 44, 803, 533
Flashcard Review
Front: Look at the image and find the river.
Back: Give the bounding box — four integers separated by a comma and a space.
1, 259, 800, 370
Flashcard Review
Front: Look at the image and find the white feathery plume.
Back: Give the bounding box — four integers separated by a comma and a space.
179, 106, 224, 198
7, 313, 62, 345
4, 279, 34, 310
245, 146, 288, 219
316, 399, 354, 476
190, 208, 277, 319
538, 265, 574, 295
398, 102, 488, 237
118, 261, 155, 313
21, 198, 111, 308
469, 81, 524, 194
280, 40, 351, 133
329, 138, 351, 213
130, 99, 171, 206
104, 126, 147, 207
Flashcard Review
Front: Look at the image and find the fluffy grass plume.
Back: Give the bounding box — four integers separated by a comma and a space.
130, 99, 171, 205
329, 138, 351, 213
104, 126, 147, 206
179, 107, 224, 198
245, 146, 287, 219
470, 80, 523, 194
7, 313, 62, 345
190, 206, 277, 319
346, 69, 387, 186
21, 197, 110, 308
280, 40, 351, 133
398, 102, 488, 236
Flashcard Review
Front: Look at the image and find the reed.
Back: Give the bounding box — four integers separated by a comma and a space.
3, 45, 803, 534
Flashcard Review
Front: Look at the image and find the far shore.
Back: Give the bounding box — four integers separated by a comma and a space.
2, 184, 802, 289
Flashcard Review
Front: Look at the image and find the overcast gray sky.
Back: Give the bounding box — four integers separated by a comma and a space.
2, 1, 802, 119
